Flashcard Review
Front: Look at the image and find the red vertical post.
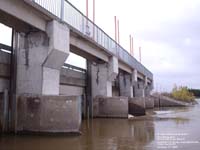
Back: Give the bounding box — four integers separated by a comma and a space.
132, 37, 134, 56
130, 35, 132, 54
93, 0, 95, 39
117, 19, 120, 44
139, 46, 141, 63
114, 16, 117, 43
86, 0, 89, 17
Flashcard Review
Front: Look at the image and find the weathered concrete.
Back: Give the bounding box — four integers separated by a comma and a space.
93, 96, 128, 118
91, 58, 118, 98
16, 20, 70, 95
129, 97, 146, 108
144, 97, 154, 109
60, 67, 86, 87
119, 71, 132, 97
152, 95, 190, 107
17, 95, 81, 133
0, 0, 48, 31
0, 92, 3, 131
129, 97, 155, 109
0, 51, 10, 93
59, 85, 84, 96
135, 80, 145, 97
128, 100, 146, 116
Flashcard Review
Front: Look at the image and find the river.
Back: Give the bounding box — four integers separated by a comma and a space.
1, 99, 200, 150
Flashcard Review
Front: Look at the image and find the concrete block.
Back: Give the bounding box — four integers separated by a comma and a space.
0, 79, 9, 92
18, 32, 48, 66
134, 69, 138, 82
128, 100, 146, 116
94, 96, 128, 118
59, 85, 84, 96
0, 51, 10, 64
145, 97, 154, 109
16, 65, 42, 94
17, 95, 81, 133
119, 72, 132, 97
106, 81, 112, 97
129, 97, 145, 108
108, 56, 118, 81
91, 63, 109, 97
0, 63, 10, 78
42, 67, 60, 95
45, 20, 69, 69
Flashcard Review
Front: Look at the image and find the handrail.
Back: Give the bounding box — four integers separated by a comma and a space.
63, 63, 86, 73
28, 0, 153, 80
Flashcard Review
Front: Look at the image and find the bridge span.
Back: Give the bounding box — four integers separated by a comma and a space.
0, 0, 153, 133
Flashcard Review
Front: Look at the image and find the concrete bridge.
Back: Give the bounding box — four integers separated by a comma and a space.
0, 0, 153, 133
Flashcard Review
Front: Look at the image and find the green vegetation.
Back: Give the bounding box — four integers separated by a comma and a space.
171, 85, 195, 102
188, 89, 200, 98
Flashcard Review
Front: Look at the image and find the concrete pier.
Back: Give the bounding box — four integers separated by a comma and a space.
17, 95, 81, 133
0, 0, 154, 133
93, 96, 128, 118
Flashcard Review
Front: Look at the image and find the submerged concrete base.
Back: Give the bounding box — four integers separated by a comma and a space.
152, 95, 190, 107
93, 96, 128, 118
128, 100, 146, 116
17, 95, 81, 133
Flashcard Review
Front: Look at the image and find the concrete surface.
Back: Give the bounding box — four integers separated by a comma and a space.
59, 85, 84, 96
91, 63, 111, 97
93, 96, 128, 118
60, 68, 86, 87
119, 71, 132, 97
0, 0, 47, 31
128, 100, 146, 116
17, 95, 82, 133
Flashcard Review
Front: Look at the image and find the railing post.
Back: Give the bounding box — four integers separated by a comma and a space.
60, 0, 65, 20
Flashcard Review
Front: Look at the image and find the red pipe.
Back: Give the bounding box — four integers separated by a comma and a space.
93, 0, 95, 39
117, 19, 120, 44
139, 46, 141, 63
132, 37, 134, 56
114, 16, 117, 42
86, 0, 88, 17
130, 35, 132, 54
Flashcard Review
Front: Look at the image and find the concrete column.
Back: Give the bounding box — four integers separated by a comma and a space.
134, 69, 138, 82
135, 80, 145, 97
119, 71, 132, 97
16, 20, 69, 95
43, 20, 70, 95
131, 69, 138, 98
91, 56, 118, 98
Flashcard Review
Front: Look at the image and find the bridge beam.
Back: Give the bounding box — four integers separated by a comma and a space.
16, 20, 69, 95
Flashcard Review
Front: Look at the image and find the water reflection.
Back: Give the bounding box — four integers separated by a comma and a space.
0, 99, 200, 150
81, 119, 155, 150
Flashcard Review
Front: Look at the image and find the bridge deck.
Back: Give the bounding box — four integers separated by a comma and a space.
24, 0, 153, 80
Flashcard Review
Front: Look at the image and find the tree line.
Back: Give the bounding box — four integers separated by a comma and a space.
188, 89, 200, 97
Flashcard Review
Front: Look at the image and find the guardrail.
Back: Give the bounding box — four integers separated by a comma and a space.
63, 63, 86, 73
31, 0, 153, 80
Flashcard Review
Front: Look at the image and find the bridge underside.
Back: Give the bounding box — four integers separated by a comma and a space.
0, 0, 153, 134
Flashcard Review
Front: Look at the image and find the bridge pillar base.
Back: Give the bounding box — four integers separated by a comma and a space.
119, 71, 132, 97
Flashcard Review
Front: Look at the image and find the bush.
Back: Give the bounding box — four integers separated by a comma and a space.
171, 85, 195, 102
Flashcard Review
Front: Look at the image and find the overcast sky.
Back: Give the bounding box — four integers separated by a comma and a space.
0, 0, 199, 92
66, 0, 200, 91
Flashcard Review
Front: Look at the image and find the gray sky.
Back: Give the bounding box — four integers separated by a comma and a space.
0, 0, 200, 92
67, 0, 200, 92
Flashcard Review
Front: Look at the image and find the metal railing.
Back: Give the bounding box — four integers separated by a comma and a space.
62, 63, 86, 73
31, 0, 153, 80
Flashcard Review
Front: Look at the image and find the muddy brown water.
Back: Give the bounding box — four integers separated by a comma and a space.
1, 99, 200, 150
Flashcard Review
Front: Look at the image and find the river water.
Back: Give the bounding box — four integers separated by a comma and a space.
1, 99, 200, 150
